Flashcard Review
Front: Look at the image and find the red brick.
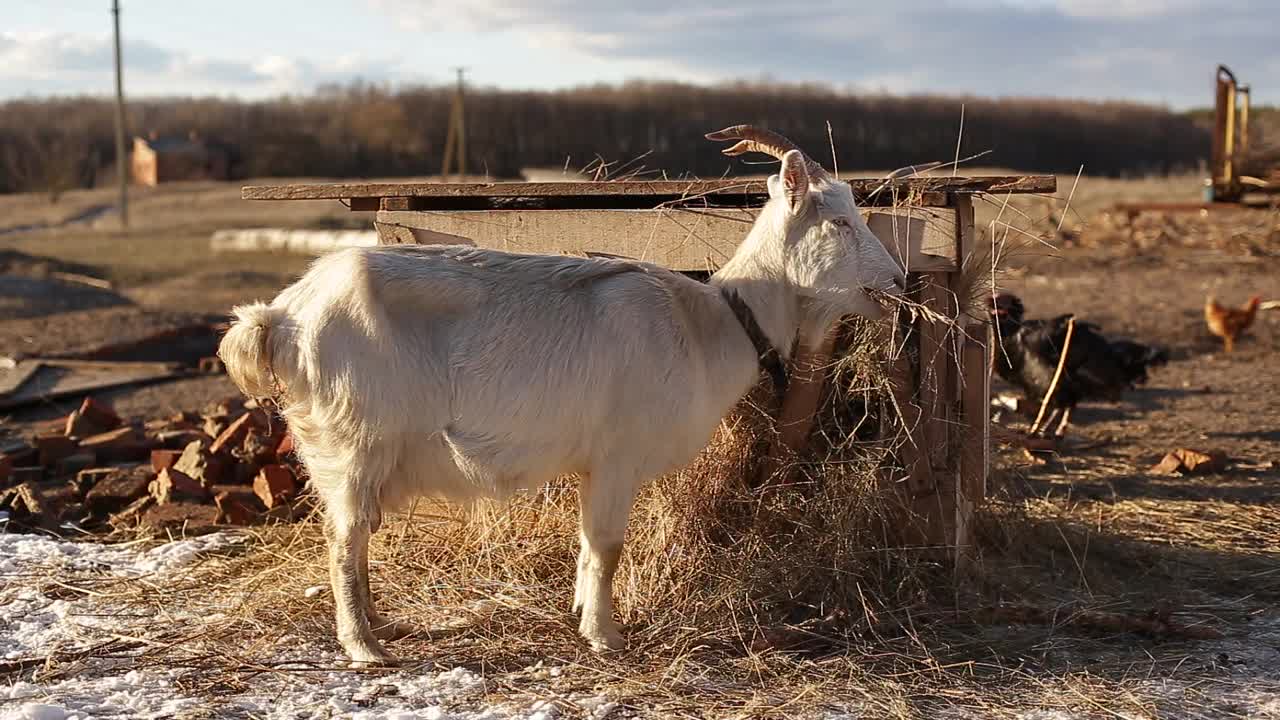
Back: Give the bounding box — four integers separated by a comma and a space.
35, 433, 81, 467
252, 464, 297, 509
210, 413, 255, 455
154, 429, 208, 449
11, 467, 43, 484
79, 427, 151, 463
173, 440, 229, 486
149, 467, 210, 504
64, 397, 121, 438
35, 416, 70, 436
214, 490, 257, 525
203, 416, 227, 440
56, 452, 96, 478
150, 449, 183, 473
83, 468, 151, 515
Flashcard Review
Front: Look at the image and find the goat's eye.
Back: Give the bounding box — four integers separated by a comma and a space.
831, 217, 851, 229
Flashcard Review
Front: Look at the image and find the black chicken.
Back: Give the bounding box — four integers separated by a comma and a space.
989, 293, 1169, 437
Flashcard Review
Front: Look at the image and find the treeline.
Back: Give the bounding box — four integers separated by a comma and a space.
0, 80, 1211, 195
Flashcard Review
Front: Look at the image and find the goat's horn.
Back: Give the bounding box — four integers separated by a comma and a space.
705, 125, 827, 176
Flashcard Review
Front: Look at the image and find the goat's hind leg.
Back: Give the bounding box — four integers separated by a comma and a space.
326, 511, 395, 666
575, 472, 640, 652
320, 459, 401, 667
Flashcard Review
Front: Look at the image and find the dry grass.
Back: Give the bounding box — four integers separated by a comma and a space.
12, 174, 1277, 717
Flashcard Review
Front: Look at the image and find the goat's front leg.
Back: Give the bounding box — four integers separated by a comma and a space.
575, 473, 639, 652
326, 514, 396, 666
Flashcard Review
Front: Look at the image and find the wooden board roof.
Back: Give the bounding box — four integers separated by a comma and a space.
242, 176, 1055, 210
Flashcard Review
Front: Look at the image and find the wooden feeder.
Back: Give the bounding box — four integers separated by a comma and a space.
244, 174, 1055, 558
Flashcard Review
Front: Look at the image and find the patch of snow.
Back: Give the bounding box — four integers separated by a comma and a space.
0, 532, 595, 720
3, 532, 1278, 719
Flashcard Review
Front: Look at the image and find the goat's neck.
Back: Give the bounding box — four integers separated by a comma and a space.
709, 216, 799, 362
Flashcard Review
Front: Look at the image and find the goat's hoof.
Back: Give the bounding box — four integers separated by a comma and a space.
348, 651, 400, 669
343, 640, 399, 668
580, 623, 625, 652
370, 618, 419, 642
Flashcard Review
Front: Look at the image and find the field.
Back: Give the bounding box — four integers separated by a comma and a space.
1, 173, 1278, 719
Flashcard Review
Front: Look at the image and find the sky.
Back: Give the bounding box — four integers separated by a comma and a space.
3, 0, 1278, 109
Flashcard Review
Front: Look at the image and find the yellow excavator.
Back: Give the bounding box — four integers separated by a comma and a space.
1209, 64, 1278, 203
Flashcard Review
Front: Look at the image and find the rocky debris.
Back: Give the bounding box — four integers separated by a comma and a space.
0, 483, 57, 530
0, 396, 305, 535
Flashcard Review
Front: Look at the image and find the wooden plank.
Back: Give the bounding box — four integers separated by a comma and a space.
0, 361, 42, 397
243, 176, 1056, 205
349, 197, 381, 212
374, 207, 958, 272
0, 361, 186, 411
866, 208, 957, 273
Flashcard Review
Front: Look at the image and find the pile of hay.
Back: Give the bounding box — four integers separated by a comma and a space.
367, 318, 922, 655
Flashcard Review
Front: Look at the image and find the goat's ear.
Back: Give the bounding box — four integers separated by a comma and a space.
779, 150, 810, 216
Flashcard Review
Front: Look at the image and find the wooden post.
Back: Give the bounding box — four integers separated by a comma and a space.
881, 310, 932, 546
909, 274, 957, 546
952, 195, 985, 559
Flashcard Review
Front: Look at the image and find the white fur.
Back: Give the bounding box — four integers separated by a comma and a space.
217, 154, 905, 664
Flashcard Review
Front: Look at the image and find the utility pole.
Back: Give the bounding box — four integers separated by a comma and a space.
111, 0, 129, 228
440, 67, 467, 180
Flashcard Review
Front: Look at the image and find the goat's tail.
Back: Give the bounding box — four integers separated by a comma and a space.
219, 302, 289, 400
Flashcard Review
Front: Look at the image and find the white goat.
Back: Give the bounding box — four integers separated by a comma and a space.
217, 126, 906, 665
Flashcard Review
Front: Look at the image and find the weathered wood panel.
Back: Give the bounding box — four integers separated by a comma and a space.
374, 207, 959, 272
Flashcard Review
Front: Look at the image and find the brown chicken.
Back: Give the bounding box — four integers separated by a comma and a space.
1205, 295, 1261, 352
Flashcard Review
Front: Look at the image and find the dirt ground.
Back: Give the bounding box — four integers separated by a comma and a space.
999, 237, 1279, 503
1, 176, 1278, 717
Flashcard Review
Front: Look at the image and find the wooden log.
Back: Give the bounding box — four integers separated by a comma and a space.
374, 207, 958, 272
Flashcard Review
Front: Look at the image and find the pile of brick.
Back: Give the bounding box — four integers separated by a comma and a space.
0, 396, 304, 534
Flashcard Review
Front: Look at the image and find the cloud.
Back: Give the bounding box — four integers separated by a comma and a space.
0, 31, 410, 98
369, 0, 1279, 107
